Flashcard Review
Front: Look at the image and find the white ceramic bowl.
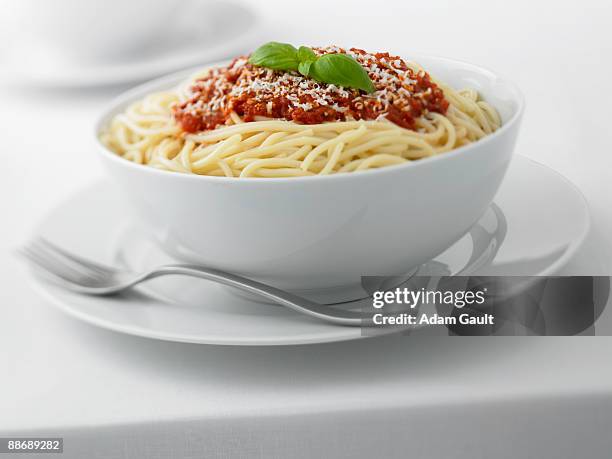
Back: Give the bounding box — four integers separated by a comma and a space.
95, 56, 524, 302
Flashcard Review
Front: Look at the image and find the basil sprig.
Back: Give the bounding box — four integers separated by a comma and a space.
248, 42, 376, 93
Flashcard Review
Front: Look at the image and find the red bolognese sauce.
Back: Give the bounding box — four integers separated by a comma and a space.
173, 46, 449, 133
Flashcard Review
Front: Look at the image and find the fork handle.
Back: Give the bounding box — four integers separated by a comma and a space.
135, 264, 367, 326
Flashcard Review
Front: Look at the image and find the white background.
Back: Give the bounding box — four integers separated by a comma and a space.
1, 0, 612, 457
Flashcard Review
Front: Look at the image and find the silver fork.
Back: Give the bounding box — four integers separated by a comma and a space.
19, 238, 368, 326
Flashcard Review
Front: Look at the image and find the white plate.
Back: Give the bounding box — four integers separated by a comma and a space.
5, 1, 261, 88
28, 155, 589, 345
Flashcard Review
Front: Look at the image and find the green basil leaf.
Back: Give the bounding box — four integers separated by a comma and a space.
311, 53, 376, 93
249, 43, 376, 93
248, 42, 299, 71
298, 60, 313, 77
298, 46, 316, 63
297, 46, 316, 76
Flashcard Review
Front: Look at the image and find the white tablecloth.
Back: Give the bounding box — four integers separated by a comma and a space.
1, 0, 612, 457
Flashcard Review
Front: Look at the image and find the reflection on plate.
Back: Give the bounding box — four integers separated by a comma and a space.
6, 1, 261, 87
28, 155, 589, 345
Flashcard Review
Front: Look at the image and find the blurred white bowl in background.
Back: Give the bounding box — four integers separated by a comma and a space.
2, 1, 259, 87
14, 0, 182, 62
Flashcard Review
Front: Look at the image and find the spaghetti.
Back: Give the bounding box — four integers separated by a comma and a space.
101, 47, 501, 178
